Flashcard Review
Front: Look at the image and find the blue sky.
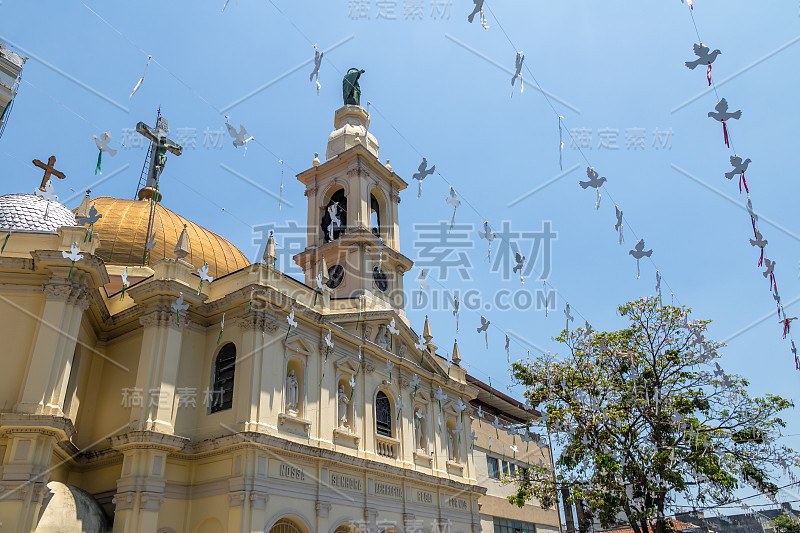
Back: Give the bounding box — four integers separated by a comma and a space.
1, 0, 799, 513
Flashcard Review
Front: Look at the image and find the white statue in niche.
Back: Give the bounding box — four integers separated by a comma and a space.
286, 369, 299, 415
414, 408, 426, 451
338, 384, 351, 430
447, 428, 455, 461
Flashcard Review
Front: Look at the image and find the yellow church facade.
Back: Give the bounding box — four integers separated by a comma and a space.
0, 102, 560, 533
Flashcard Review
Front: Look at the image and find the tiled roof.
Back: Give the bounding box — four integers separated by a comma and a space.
599, 519, 701, 533
0, 193, 76, 232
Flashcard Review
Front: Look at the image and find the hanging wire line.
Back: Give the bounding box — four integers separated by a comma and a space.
482, 1, 683, 308
71, 0, 526, 394
673, 1, 796, 361
79, 0, 298, 176
260, 0, 692, 366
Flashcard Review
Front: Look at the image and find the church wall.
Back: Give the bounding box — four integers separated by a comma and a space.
85, 333, 142, 447
0, 289, 44, 409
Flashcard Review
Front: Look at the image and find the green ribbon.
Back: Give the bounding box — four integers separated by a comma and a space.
67, 260, 75, 281
217, 328, 223, 345
284, 325, 291, 342
324, 346, 329, 361
95, 150, 102, 175
176, 311, 180, 326
197, 279, 204, 295
413, 386, 418, 400
314, 288, 319, 306
120, 285, 126, 301
84, 225, 94, 243
248, 297, 253, 315
419, 349, 425, 366
1, 232, 10, 253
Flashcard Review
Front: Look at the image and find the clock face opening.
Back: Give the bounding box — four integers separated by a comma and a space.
373, 266, 388, 292
327, 264, 344, 289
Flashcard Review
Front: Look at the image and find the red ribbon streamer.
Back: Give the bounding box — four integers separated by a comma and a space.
739, 173, 749, 194
784, 319, 790, 339
706, 63, 712, 86
750, 217, 757, 237
759, 248, 764, 267
722, 121, 730, 147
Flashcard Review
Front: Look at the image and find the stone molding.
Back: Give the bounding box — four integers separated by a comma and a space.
43, 281, 89, 310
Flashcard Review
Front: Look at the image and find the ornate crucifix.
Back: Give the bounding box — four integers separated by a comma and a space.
135, 115, 182, 190
32, 155, 66, 191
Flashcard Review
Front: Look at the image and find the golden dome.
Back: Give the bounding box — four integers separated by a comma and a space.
88, 197, 250, 279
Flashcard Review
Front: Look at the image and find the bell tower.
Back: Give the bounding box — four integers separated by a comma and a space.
293, 102, 413, 312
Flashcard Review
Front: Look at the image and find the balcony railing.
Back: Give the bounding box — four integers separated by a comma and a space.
376, 434, 400, 459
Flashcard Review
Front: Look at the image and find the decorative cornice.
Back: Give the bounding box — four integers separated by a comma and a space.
139, 310, 185, 331
237, 312, 279, 333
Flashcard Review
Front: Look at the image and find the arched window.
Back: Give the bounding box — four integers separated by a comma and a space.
370, 194, 381, 237
269, 519, 303, 533
375, 391, 392, 437
210, 343, 236, 413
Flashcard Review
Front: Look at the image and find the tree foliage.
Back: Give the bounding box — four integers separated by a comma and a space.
509, 298, 798, 533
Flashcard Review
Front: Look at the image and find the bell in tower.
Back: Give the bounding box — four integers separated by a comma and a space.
293, 69, 413, 314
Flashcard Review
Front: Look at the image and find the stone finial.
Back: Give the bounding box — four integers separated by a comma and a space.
174, 224, 190, 259
423, 315, 433, 343
385, 159, 392, 172
263, 230, 276, 264
313, 153, 320, 168
318, 255, 329, 284
75, 190, 92, 220
452, 338, 461, 365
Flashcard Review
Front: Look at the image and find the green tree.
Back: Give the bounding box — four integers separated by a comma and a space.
509, 298, 798, 533
772, 514, 800, 533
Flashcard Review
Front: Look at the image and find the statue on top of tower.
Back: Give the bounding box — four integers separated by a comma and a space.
342, 68, 365, 106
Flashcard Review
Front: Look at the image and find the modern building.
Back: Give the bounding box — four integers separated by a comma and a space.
0, 95, 561, 533
466, 376, 561, 533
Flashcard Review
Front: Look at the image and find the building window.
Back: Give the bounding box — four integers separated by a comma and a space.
210, 343, 236, 413
503, 460, 510, 475
375, 391, 392, 437
510, 462, 516, 475
487, 456, 500, 479
493, 517, 537, 533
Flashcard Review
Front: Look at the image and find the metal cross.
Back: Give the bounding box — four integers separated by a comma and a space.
135, 115, 183, 189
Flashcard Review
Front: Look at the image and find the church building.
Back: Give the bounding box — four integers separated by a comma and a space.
0, 86, 560, 533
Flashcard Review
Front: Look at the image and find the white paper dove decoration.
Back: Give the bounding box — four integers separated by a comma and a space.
35, 179, 58, 220
171, 292, 189, 326
478, 221, 496, 262
324, 329, 334, 360
708, 98, 741, 148
120, 267, 130, 300
445, 186, 460, 229
62, 242, 83, 281
467, 0, 489, 29
513, 252, 525, 284
470, 429, 478, 449
410, 373, 421, 399
580, 167, 606, 210
685, 43, 721, 86
453, 295, 460, 333
285, 310, 298, 341
327, 203, 340, 242
376, 237, 384, 268
197, 263, 213, 294
477, 316, 490, 348
456, 397, 467, 422
225, 116, 254, 153
749, 230, 767, 267
510, 444, 519, 458
411, 157, 435, 198
629, 239, 653, 279
492, 416, 502, 438
93, 132, 117, 175
143, 231, 156, 265
310, 46, 323, 95
417, 269, 429, 305
763, 258, 776, 291
434, 386, 447, 412
129, 55, 151, 99
746, 196, 758, 236
564, 302, 574, 332
614, 205, 624, 244
387, 318, 399, 350
511, 52, 524, 97
385, 359, 395, 382
725, 155, 751, 193
78, 204, 103, 243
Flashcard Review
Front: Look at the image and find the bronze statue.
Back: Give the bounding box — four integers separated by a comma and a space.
343, 68, 365, 106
